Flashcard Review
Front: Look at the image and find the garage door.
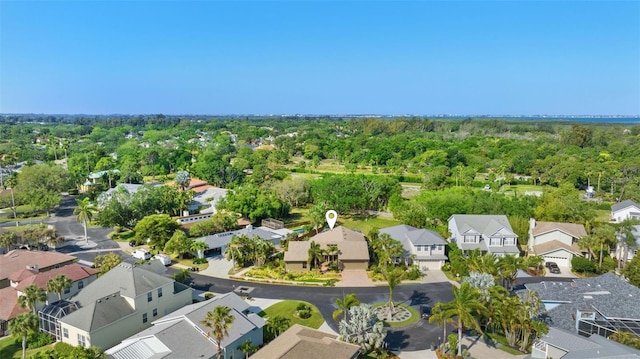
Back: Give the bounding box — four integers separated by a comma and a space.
418, 260, 443, 270
543, 255, 570, 268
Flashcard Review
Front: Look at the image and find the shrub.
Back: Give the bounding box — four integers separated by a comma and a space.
296, 302, 310, 311
204, 292, 215, 300
193, 257, 207, 265
298, 309, 311, 319
323, 278, 338, 287
53, 342, 75, 356
16, 331, 53, 349
601, 256, 616, 273
572, 256, 597, 273
406, 265, 422, 280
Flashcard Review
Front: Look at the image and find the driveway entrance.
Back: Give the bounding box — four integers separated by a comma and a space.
337, 269, 373, 287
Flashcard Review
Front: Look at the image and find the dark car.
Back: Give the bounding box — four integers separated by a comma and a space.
546, 262, 561, 274
129, 240, 137, 247
420, 305, 432, 319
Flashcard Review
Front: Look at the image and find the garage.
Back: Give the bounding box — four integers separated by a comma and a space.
541, 250, 572, 268
417, 260, 444, 271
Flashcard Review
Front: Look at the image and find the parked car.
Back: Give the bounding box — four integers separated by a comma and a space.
154, 254, 172, 266
129, 240, 137, 247
132, 248, 151, 260
546, 262, 561, 274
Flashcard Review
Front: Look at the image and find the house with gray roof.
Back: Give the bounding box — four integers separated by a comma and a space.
531, 326, 640, 359
612, 200, 640, 223
448, 214, 520, 257
55, 263, 193, 350
105, 292, 264, 359
520, 273, 640, 339
379, 224, 448, 270
195, 224, 291, 256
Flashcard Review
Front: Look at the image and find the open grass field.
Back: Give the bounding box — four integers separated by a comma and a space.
339, 216, 402, 235
259, 300, 324, 329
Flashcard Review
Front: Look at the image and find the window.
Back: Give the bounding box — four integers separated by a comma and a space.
416, 246, 422, 251
63, 328, 69, 338
437, 245, 443, 251
463, 236, 477, 243
78, 281, 84, 289
153, 308, 158, 317
489, 237, 501, 246
143, 313, 148, 323
504, 238, 515, 246
64, 287, 70, 294
77, 334, 86, 347
157, 288, 163, 298
147, 292, 152, 302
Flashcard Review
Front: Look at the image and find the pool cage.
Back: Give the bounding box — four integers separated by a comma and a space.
39, 300, 79, 340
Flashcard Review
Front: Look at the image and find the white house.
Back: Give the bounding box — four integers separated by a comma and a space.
528, 219, 587, 268
611, 200, 640, 223
379, 224, 448, 270
448, 214, 519, 257
106, 292, 265, 359
51, 263, 193, 350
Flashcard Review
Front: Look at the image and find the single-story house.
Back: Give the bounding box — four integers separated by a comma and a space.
195, 225, 291, 256
252, 324, 360, 359
0, 250, 77, 289
105, 292, 264, 359
531, 326, 640, 359
283, 226, 370, 271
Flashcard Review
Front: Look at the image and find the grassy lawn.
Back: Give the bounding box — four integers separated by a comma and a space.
486, 332, 527, 355
0, 336, 55, 359
171, 256, 209, 271
108, 229, 135, 242
260, 300, 324, 329
340, 216, 402, 235
371, 302, 421, 328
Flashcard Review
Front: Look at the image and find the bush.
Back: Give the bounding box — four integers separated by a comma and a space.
296, 302, 310, 311
16, 331, 53, 349
193, 257, 207, 265
53, 342, 75, 356
298, 309, 311, 319
204, 292, 215, 300
406, 265, 422, 280
601, 256, 616, 273
572, 256, 597, 273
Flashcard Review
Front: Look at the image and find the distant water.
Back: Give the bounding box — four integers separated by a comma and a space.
513, 117, 640, 124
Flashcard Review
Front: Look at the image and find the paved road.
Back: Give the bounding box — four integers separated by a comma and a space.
167, 266, 455, 351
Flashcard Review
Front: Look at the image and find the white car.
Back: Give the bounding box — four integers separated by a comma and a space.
132, 249, 152, 260
154, 254, 172, 266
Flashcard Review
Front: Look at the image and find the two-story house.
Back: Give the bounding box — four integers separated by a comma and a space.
528, 219, 587, 268
50, 263, 192, 350
379, 224, 448, 270
448, 214, 519, 257
611, 200, 640, 223
106, 292, 265, 359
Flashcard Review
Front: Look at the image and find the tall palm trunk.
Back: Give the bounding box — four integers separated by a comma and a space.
83, 219, 88, 243
457, 322, 463, 356
21, 334, 27, 359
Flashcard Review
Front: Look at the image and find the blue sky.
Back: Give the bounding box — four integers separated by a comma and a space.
1, 1, 638, 115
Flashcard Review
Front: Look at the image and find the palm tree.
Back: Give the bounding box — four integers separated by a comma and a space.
201, 305, 236, 359
308, 241, 323, 270
267, 315, 291, 337
191, 240, 209, 260
18, 284, 47, 314
224, 236, 244, 267
238, 339, 258, 359
9, 313, 39, 359
0, 231, 18, 252
327, 244, 339, 265
174, 170, 191, 191
592, 224, 616, 269
74, 198, 95, 244
617, 218, 640, 272
46, 274, 72, 301
435, 282, 486, 356
497, 255, 524, 290
333, 293, 361, 322
381, 266, 406, 321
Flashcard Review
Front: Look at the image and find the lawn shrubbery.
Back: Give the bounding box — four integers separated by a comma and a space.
14, 332, 53, 349
572, 256, 597, 273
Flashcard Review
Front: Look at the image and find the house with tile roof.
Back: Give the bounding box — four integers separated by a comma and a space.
284, 226, 370, 271
252, 324, 360, 359
448, 214, 520, 257
379, 224, 448, 270
0, 263, 97, 337
528, 219, 588, 268
0, 249, 77, 289
520, 273, 640, 339
531, 326, 640, 359
105, 292, 264, 359
612, 200, 640, 223
52, 262, 192, 350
